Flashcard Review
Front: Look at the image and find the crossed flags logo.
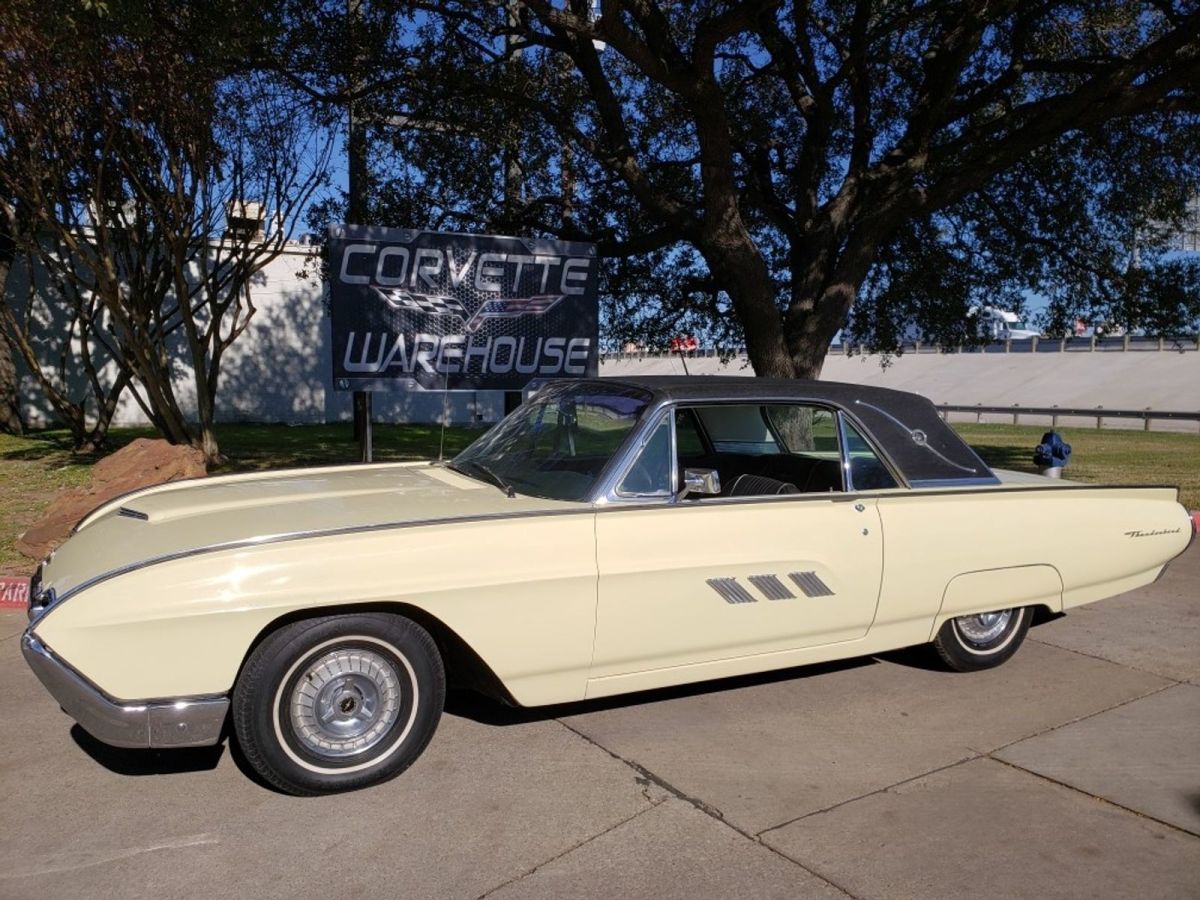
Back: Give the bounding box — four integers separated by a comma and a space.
373, 288, 564, 333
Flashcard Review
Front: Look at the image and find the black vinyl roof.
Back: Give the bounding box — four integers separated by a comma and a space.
597, 375, 998, 486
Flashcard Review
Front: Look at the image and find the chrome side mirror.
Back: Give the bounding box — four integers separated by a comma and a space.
679, 468, 720, 500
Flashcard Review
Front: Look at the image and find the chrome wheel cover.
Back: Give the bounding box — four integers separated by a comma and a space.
288, 648, 401, 759
954, 609, 1013, 645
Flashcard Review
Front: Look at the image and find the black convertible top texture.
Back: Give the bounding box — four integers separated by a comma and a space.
593, 375, 998, 486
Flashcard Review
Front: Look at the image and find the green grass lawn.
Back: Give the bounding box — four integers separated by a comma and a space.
0, 423, 483, 574
954, 424, 1200, 510
1, 421, 1196, 575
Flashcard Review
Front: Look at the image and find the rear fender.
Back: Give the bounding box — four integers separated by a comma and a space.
929, 565, 1064, 641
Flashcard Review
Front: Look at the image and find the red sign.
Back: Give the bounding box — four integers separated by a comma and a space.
0, 577, 29, 609
669, 335, 698, 352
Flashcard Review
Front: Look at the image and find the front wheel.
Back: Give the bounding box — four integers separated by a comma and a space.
932, 606, 1031, 672
233, 612, 445, 795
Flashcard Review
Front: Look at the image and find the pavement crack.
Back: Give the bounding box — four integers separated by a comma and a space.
1029, 635, 1185, 685
756, 753, 984, 839
987, 755, 1200, 839
2, 833, 220, 879
554, 719, 730, 820
475, 800, 666, 899
757, 681, 1182, 840
553, 719, 859, 899
988, 680, 1178, 756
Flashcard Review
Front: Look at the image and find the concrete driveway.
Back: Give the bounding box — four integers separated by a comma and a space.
2, 546, 1197, 899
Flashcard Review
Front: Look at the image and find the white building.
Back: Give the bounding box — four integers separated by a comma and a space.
8, 240, 506, 429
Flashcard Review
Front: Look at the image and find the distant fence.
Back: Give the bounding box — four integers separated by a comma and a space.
600, 334, 1200, 361
937, 404, 1200, 432
846, 334, 1200, 355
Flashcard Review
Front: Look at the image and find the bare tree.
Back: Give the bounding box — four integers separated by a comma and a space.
0, 213, 27, 435
1, 1, 332, 458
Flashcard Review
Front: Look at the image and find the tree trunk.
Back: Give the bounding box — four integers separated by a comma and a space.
699, 229, 795, 380
132, 362, 194, 445
783, 227, 886, 380
784, 275, 864, 381
194, 368, 223, 464
0, 236, 26, 434
195, 423, 221, 465
0, 335, 21, 434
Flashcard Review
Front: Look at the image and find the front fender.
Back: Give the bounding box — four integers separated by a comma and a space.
31, 514, 598, 707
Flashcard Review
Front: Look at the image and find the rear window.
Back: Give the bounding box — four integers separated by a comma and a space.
694, 406, 780, 455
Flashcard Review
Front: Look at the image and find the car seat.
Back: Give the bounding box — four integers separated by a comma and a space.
725, 473, 799, 496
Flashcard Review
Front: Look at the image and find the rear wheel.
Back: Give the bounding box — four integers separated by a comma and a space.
932, 606, 1031, 672
233, 612, 444, 795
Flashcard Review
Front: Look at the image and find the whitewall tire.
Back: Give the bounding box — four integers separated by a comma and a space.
233, 613, 445, 795
932, 606, 1031, 672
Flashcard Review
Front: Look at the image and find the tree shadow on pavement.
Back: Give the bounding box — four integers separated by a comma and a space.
445, 655, 875, 727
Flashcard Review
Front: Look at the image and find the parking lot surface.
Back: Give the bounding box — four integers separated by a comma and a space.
2, 546, 1197, 899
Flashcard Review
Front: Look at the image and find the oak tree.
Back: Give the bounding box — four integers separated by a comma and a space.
365, 1, 1200, 375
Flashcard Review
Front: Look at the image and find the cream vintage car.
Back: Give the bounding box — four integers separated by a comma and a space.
22, 376, 1195, 794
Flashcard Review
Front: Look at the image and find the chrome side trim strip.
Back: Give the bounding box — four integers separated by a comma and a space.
39, 481, 1179, 622
43, 506, 594, 613
908, 476, 1003, 487
21, 633, 228, 749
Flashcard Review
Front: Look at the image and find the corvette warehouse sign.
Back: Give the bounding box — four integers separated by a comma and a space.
329, 226, 599, 391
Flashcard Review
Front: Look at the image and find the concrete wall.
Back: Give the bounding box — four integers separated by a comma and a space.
8, 240, 1197, 431
599, 348, 1200, 432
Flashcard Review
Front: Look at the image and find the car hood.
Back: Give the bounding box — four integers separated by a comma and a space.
40, 462, 583, 600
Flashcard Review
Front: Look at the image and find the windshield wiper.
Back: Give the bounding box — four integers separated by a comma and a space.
450, 459, 516, 498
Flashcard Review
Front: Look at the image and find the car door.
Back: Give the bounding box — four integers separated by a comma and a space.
589, 403, 885, 681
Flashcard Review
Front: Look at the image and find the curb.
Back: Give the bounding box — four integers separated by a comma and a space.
0, 576, 29, 610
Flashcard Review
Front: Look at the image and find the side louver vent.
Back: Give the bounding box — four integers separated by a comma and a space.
748, 574, 795, 601
707, 577, 757, 604
788, 571, 834, 597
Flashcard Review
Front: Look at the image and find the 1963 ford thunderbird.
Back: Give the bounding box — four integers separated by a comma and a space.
22, 377, 1195, 794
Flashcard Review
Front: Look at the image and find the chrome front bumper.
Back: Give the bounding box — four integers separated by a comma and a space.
21, 633, 229, 749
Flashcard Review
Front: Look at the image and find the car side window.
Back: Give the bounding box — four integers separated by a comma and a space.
840, 417, 899, 490
693, 405, 781, 455
764, 406, 838, 454
679, 403, 844, 497
616, 415, 673, 496
674, 408, 707, 457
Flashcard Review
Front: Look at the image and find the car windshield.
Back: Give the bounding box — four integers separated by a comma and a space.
451, 382, 653, 501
